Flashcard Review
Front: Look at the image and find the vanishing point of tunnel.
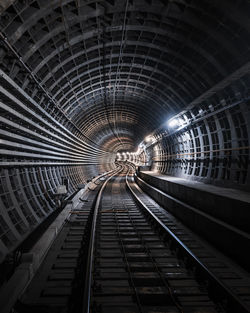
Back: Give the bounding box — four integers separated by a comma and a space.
0, 1, 250, 313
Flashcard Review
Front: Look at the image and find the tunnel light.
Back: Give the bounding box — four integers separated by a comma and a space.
139, 142, 145, 149
145, 135, 153, 143
168, 117, 186, 128
168, 118, 179, 128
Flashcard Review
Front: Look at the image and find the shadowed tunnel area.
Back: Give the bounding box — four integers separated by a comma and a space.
0, 1, 250, 311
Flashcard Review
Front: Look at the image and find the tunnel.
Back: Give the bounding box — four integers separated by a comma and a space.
0, 1, 250, 312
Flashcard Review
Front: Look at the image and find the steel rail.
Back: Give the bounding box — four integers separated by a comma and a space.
125, 171, 250, 313
0, 167, 120, 313
81, 165, 124, 313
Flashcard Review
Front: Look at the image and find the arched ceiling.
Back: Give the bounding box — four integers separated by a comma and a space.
0, 0, 250, 152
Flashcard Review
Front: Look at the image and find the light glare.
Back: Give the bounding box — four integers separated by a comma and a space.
168, 118, 179, 128
145, 135, 152, 143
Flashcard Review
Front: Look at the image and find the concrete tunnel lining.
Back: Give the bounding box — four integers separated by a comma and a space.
0, 0, 249, 279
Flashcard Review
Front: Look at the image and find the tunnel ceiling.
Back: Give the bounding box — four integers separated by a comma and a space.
1, 0, 250, 152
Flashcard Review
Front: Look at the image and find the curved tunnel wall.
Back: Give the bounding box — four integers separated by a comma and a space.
147, 95, 250, 190
0, 69, 115, 262
0, 0, 250, 262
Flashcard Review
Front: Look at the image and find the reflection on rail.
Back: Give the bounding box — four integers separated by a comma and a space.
10, 163, 250, 313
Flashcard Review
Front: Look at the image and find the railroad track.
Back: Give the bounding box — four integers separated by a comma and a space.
13, 166, 122, 313
126, 166, 250, 313
14, 164, 250, 313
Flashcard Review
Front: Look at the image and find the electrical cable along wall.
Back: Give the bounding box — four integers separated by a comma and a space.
148, 94, 250, 190
0, 0, 250, 269
0, 69, 115, 263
